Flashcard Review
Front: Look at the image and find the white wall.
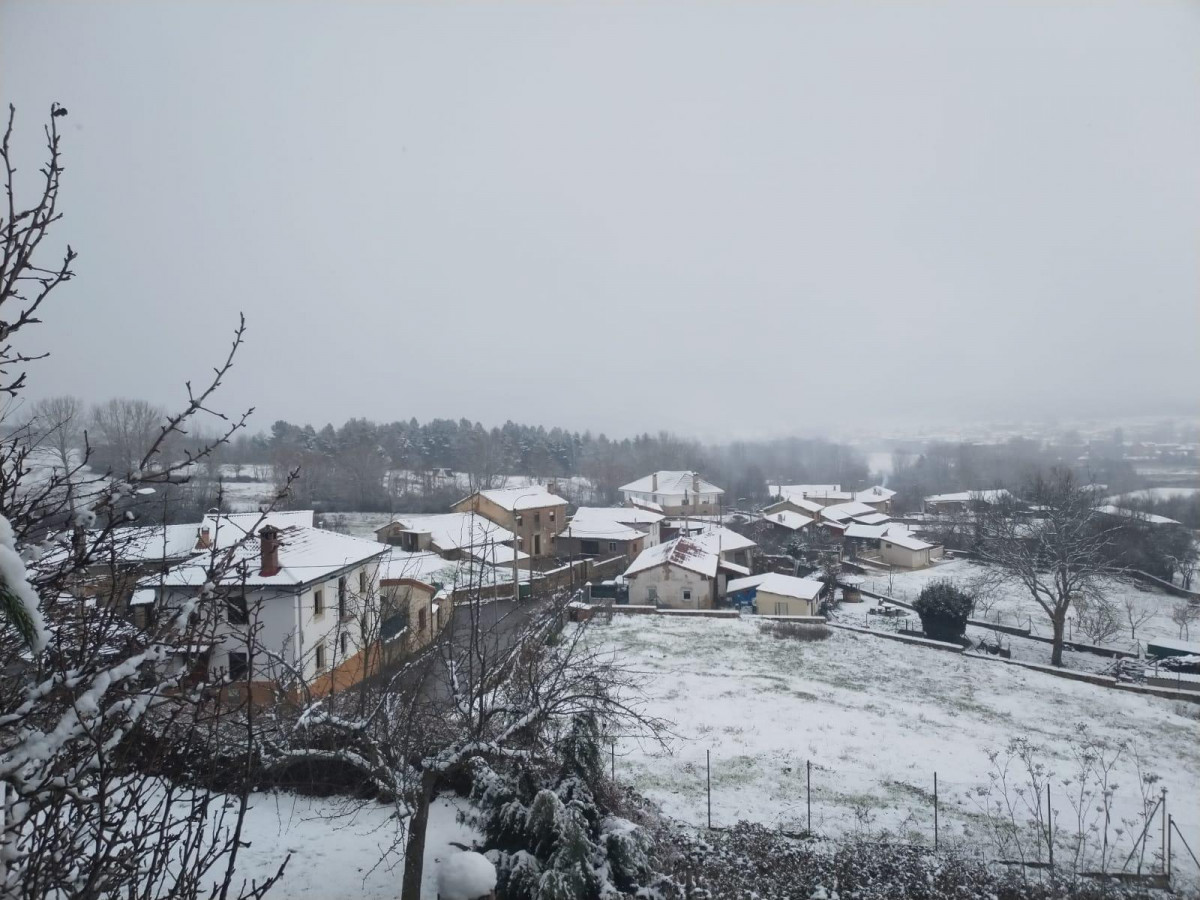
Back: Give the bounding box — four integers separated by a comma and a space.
626, 564, 713, 609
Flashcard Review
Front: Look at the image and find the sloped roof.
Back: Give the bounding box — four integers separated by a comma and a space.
1094, 505, 1182, 527
559, 507, 657, 541
624, 536, 719, 579
689, 525, 756, 553
475, 485, 569, 510
924, 489, 1013, 505
845, 523, 889, 539
763, 496, 824, 516
854, 512, 891, 526
762, 511, 813, 531
821, 501, 878, 522
201, 511, 316, 548
160, 525, 388, 588
621, 471, 724, 496
854, 486, 897, 502
770, 484, 841, 497
752, 572, 824, 601
378, 550, 454, 587
384, 512, 520, 554
882, 528, 934, 551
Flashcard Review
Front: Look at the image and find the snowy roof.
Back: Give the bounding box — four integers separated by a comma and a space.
882, 530, 934, 551
751, 572, 824, 601
770, 484, 841, 497
629, 497, 664, 513
473, 485, 569, 511
854, 486, 896, 502
1093, 505, 1183, 527
763, 496, 824, 515
378, 550, 457, 587
854, 512, 891, 526
688, 525, 757, 554
845, 523, 889, 539
200, 511, 316, 548
559, 507, 657, 541
621, 471, 725, 496
624, 537, 719, 579
924, 489, 1013, 505
160, 525, 388, 589
820, 501, 878, 522
761, 511, 813, 531
726, 573, 769, 593
385, 512, 519, 553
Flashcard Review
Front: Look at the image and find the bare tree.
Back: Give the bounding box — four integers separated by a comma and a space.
1, 103, 285, 899
1121, 591, 1156, 648
23, 394, 83, 470
1170, 601, 1198, 640
1073, 592, 1120, 646
975, 469, 1124, 666
89, 396, 168, 473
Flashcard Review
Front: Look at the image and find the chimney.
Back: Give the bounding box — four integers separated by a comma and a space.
259, 525, 281, 577
692, 472, 700, 493
196, 526, 212, 550
651, 473, 658, 492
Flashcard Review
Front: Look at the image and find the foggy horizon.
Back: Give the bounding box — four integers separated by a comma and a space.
2, 0, 1198, 439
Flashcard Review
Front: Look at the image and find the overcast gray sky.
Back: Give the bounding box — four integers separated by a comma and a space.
2, 0, 1198, 439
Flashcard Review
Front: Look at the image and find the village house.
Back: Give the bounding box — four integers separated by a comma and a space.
556, 506, 663, 559
878, 526, 943, 569
727, 572, 826, 617
620, 471, 724, 517
762, 495, 825, 519
374, 511, 530, 570
760, 510, 814, 538
770, 484, 896, 512
922, 489, 1014, 514
452, 484, 569, 561
149, 523, 390, 701
375, 549, 456, 664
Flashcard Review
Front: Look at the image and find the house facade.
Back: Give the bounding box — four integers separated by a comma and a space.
555, 506, 663, 559
452, 485, 569, 561
620, 471, 724, 517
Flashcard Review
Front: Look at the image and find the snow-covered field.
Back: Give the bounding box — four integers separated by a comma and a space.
859, 558, 1189, 656
1107, 487, 1200, 502
587, 615, 1200, 874
232, 793, 478, 899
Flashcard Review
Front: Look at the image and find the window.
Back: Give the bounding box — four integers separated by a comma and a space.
549, 511, 556, 523
313, 589, 324, 616
226, 593, 248, 625
340, 632, 349, 656
227, 652, 248, 680
533, 534, 541, 555
682, 589, 692, 602
580, 540, 600, 555
515, 514, 523, 526
608, 541, 617, 552
775, 602, 788, 616
338, 576, 347, 614
436, 607, 443, 629
418, 608, 427, 631
534, 512, 541, 526
314, 643, 326, 671
648, 586, 659, 605
359, 570, 367, 594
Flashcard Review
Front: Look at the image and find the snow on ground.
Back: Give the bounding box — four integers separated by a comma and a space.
1107, 487, 1200, 502
858, 557, 1189, 656
586, 615, 1200, 873
233, 793, 479, 899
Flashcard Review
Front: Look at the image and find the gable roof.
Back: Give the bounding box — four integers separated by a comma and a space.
751, 572, 825, 601
882, 527, 935, 551
854, 486, 897, 502
688, 525, 757, 553
924, 489, 1014, 505
620, 471, 725, 496
560, 507, 659, 541
845, 523, 889, 539
473, 485, 569, 511
160, 525, 388, 589
854, 512, 891, 526
624, 536, 719, 579
761, 510, 813, 531
384, 512, 521, 554
819, 501, 878, 523
763, 496, 824, 516
201, 511, 316, 548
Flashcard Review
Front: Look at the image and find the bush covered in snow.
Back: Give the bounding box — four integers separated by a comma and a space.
469, 713, 657, 899
912, 579, 975, 643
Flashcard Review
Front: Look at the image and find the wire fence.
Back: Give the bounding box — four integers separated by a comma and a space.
608, 743, 1200, 884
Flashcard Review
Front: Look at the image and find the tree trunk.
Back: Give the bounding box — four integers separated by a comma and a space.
1051, 611, 1066, 667
399, 771, 437, 900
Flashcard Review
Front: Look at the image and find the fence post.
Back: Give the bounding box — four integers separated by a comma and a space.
934, 772, 938, 851
1047, 782, 1053, 868
1161, 787, 1168, 874
807, 760, 812, 835
706, 749, 712, 829
1167, 814, 1173, 880
611, 742, 615, 781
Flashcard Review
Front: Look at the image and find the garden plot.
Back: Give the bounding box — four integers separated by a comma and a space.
586, 615, 1200, 874
858, 558, 1188, 654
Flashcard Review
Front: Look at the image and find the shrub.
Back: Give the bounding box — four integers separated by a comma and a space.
912, 580, 974, 642
761, 622, 831, 642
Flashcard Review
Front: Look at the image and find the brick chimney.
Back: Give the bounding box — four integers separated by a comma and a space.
196, 526, 212, 550
692, 472, 700, 493
259, 525, 281, 577
651, 472, 658, 492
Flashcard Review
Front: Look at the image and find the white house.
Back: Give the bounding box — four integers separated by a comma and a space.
556, 506, 664, 558
922, 489, 1014, 514
622, 529, 753, 608
727, 572, 826, 617
620, 471, 724, 516
878, 526, 943, 569
152, 522, 390, 699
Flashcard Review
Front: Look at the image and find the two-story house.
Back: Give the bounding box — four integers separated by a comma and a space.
150, 522, 389, 701
620, 471, 724, 517
451, 485, 569, 561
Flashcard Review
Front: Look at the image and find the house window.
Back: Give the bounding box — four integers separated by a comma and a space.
226, 593, 248, 625
314, 643, 326, 671
340, 632, 349, 656
313, 589, 324, 616
683, 589, 692, 601
549, 511, 556, 523
359, 570, 367, 594
648, 586, 659, 605
608, 541, 617, 551
515, 514, 523, 526
436, 607, 443, 629
534, 512, 541, 526
338, 577, 348, 619
533, 534, 542, 555
418, 608, 427, 631
775, 602, 788, 616
580, 540, 599, 555
228, 652, 248, 680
